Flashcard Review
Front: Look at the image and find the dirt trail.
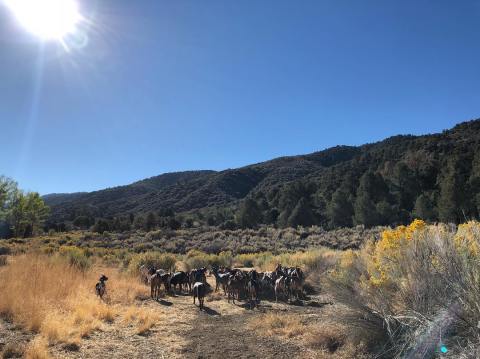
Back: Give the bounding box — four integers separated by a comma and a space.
182, 304, 303, 359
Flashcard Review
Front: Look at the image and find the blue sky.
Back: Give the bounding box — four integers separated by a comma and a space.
1, 0, 479, 194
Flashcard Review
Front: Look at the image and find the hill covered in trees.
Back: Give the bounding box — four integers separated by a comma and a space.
44, 119, 480, 232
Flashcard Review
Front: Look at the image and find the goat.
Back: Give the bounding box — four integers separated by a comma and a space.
246, 270, 259, 309
274, 276, 287, 302
189, 267, 207, 292
227, 272, 245, 304
169, 271, 189, 294
211, 265, 230, 294
139, 265, 156, 284
192, 282, 206, 310
286, 275, 302, 301
95, 274, 108, 299
150, 272, 162, 300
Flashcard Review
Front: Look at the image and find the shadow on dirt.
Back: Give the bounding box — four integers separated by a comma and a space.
157, 299, 173, 306
202, 306, 221, 316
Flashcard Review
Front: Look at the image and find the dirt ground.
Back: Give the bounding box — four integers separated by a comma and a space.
0, 276, 333, 359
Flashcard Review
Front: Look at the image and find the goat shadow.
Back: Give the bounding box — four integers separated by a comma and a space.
168, 291, 191, 297
201, 306, 220, 316
157, 299, 173, 306
238, 300, 261, 311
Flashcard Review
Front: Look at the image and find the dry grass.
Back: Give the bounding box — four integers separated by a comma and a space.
1, 342, 25, 358
122, 305, 160, 335
0, 253, 156, 349
24, 337, 51, 359
206, 291, 224, 302
249, 312, 306, 338
303, 324, 346, 352
248, 313, 369, 358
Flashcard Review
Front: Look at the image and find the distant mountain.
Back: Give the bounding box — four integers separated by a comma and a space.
44, 119, 480, 229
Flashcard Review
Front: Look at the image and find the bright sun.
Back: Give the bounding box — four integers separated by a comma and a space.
4, 0, 81, 40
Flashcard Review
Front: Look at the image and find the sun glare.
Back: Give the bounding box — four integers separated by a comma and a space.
4, 0, 81, 40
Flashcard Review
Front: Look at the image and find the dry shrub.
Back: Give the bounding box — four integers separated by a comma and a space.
123, 306, 160, 335
249, 313, 306, 338
326, 220, 480, 358
24, 338, 51, 359
127, 252, 177, 276
304, 324, 346, 352
232, 248, 339, 273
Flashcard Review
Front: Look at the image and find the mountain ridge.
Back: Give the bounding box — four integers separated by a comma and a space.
44, 119, 480, 229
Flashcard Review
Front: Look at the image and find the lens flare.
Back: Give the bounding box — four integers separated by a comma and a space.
4, 0, 81, 40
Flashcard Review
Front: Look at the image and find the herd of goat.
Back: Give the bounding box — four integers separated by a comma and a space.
138, 263, 306, 310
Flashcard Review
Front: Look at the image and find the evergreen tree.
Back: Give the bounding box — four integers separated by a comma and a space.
392, 162, 419, 211
438, 159, 459, 223
287, 198, 315, 227
353, 172, 380, 227
146, 212, 157, 231
133, 215, 146, 230
73, 215, 94, 229
354, 192, 379, 227
235, 198, 262, 228
376, 200, 397, 225
326, 188, 353, 228
92, 219, 110, 234
413, 194, 436, 221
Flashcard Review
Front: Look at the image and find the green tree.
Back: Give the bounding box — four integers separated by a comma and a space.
326, 188, 353, 228
354, 192, 379, 227
92, 219, 110, 234
376, 200, 397, 225
413, 194, 436, 221
146, 212, 157, 231
23, 192, 50, 237
235, 198, 262, 228
287, 198, 315, 227
437, 159, 460, 223
73, 215, 94, 229
392, 162, 419, 211
353, 172, 380, 227
0, 176, 17, 215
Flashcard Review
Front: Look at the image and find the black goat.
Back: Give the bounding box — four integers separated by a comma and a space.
95, 274, 108, 299
192, 282, 206, 310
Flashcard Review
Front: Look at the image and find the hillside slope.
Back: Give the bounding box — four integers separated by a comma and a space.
45, 119, 480, 229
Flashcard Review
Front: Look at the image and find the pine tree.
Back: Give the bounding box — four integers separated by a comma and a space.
353, 172, 380, 227
354, 192, 379, 227
438, 160, 459, 223
413, 194, 436, 221
235, 198, 262, 228
287, 198, 315, 227
146, 212, 157, 231
326, 188, 353, 228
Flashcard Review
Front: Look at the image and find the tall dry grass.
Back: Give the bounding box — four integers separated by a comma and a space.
0, 253, 154, 354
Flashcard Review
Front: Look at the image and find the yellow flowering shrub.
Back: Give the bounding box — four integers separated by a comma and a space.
368, 219, 426, 287
454, 221, 480, 256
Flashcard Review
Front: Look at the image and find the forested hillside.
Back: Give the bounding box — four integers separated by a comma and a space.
44, 119, 480, 232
